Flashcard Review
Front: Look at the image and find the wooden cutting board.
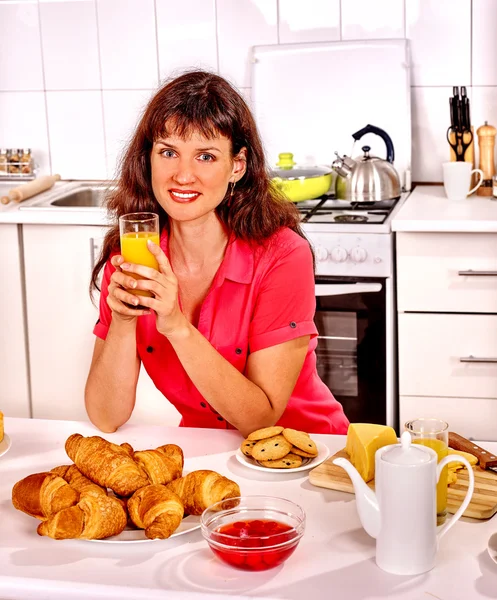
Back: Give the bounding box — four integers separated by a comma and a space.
309, 449, 497, 520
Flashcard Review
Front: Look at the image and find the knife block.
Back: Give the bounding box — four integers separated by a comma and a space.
449, 127, 476, 188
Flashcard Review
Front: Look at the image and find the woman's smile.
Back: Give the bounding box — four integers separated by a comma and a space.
169, 189, 201, 203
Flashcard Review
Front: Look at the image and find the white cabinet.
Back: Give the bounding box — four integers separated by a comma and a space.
23, 224, 180, 426
396, 231, 497, 441
0, 224, 30, 417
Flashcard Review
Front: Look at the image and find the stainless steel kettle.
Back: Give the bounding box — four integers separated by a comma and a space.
332, 124, 401, 202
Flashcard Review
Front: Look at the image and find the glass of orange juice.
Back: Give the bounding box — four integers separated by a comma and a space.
119, 212, 160, 300
405, 418, 449, 525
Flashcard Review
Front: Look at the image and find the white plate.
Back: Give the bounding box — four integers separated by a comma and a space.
235, 440, 330, 473
88, 514, 201, 543
487, 532, 497, 564
0, 434, 11, 458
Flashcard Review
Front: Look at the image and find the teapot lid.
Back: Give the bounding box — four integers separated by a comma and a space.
381, 431, 432, 465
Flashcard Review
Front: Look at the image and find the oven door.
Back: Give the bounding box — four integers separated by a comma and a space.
314, 277, 387, 425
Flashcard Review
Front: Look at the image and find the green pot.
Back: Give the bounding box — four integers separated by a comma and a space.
271, 152, 333, 203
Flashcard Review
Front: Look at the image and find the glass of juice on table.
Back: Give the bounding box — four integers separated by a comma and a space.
119, 212, 160, 302
405, 418, 449, 525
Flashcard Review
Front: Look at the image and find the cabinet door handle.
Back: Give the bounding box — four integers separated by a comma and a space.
458, 270, 497, 276
460, 355, 497, 363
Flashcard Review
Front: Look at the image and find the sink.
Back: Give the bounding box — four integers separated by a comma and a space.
49, 186, 108, 208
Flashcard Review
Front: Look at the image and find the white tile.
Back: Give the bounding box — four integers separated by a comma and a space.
156, 0, 217, 82
0, 1, 44, 91
341, 0, 404, 40
472, 0, 497, 86
46, 91, 106, 179
0, 92, 50, 174
97, 0, 158, 90
411, 86, 456, 182
278, 0, 339, 44
217, 0, 278, 88
39, 0, 101, 90
470, 87, 497, 168
103, 90, 155, 179
406, 0, 471, 86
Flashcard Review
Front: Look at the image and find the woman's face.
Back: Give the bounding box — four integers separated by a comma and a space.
150, 128, 246, 224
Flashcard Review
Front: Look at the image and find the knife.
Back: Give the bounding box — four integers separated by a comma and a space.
448, 432, 497, 472
460, 86, 471, 131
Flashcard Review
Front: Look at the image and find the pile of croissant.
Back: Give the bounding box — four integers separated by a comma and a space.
11, 433, 240, 541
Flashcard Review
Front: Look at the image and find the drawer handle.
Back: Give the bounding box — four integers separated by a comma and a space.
458, 270, 497, 276
460, 355, 497, 363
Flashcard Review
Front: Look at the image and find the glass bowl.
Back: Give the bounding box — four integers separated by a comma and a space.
200, 495, 306, 571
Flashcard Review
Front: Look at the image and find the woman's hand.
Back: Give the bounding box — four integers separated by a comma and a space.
119, 241, 189, 338
107, 255, 150, 321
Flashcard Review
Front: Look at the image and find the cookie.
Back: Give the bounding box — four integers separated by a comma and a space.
259, 453, 303, 469
241, 439, 257, 457
247, 426, 284, 441
291, 446, 317, 458
251, 435, 292, 461
282, 429, 318, 455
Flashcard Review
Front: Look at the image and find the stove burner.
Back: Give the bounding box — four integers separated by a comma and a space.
334, 214, 368, 223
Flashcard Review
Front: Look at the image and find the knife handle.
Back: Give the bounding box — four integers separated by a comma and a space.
448, 432, 497, 469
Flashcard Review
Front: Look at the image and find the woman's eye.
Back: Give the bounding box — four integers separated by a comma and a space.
198, 153, 214, 162
160, 149, 175, 158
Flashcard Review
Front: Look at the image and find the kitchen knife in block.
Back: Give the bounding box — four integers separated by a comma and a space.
448, 432, 497, 472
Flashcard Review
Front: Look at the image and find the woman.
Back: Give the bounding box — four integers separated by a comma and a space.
85, 70, 349, 437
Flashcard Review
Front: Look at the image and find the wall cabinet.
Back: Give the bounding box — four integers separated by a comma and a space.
396, 232, 497, 441
22, 224, 180, 426
0, 224, 30, 417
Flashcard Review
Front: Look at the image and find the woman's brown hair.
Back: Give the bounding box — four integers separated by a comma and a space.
90, 69, 311, 294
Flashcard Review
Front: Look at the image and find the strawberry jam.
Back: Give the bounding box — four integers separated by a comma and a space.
209, 519, 299, 571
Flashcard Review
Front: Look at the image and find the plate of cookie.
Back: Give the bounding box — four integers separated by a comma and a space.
235, 427, 330, 473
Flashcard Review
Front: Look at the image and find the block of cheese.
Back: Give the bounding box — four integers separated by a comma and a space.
0, 410, 3, 443
345, 423, 397, 482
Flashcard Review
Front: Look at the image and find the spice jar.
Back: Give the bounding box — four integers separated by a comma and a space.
0, 149, 8, 176
20, 148, 32, 174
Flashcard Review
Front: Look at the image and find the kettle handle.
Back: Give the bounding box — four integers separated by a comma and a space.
436, 455, 475, 543
352, 124, 395, 163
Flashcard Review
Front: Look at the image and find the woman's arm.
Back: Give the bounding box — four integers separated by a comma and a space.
168, 326, 310, 437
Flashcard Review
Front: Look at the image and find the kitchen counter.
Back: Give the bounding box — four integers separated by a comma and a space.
1, 418, 497, 600
392, 185, 497, 233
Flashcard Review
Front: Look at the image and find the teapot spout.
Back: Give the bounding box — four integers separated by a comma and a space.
333, 457, 381, 539
331, 152, 356, 178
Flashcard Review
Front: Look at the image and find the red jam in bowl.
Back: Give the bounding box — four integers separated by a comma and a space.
209, 519, 299, 571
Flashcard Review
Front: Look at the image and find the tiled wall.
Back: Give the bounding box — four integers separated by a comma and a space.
0, 0, 495, 183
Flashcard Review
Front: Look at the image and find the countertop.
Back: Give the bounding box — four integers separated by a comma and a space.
392, 185, 497, 233
1, 418, 497, 600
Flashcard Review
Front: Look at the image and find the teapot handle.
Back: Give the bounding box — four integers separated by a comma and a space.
436, 455, 475, 542
351, 124, 395, 163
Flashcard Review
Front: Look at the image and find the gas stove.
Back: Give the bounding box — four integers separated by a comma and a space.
300, 192, 410, 278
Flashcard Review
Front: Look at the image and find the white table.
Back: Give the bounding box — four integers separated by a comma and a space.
1, 418, 497, 600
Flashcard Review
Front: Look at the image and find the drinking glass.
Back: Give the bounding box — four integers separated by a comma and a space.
404, 418, 449, 525
119, 212, 159, 299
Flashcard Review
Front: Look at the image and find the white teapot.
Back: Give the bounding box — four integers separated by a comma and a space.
333, 431, 475, 575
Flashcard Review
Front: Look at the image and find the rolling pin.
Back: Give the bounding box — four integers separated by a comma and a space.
476, 121, 496, 196
1, 174, 61, 205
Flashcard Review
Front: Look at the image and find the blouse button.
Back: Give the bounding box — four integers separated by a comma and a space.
200, 402, 207, 408
290, 321, 297, 329
217, 416, 224, 422
146, 346, 154, 353
235, 348, 242, 355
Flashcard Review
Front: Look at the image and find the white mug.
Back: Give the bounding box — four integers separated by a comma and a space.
443, 161, 484, 200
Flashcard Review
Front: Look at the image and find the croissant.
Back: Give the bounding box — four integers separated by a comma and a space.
166, 470, 241, 516
65, 433, 149, 496
133, 444, 184, 486
12, 473, 79, 520
127, 484, 184, 539
37, 492, 127, 540
50, 465, 107, 498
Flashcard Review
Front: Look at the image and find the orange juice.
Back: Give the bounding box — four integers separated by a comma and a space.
120, 231, 160, 297
413, 438, 448, 521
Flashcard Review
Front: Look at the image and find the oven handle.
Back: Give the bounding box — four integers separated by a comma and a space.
315, 283, 382, 297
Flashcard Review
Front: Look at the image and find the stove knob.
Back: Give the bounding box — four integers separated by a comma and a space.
350, 247, 368, 263
315, 246, 329, 262
330, 246, 348, 263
